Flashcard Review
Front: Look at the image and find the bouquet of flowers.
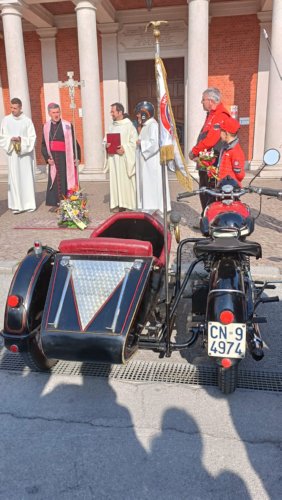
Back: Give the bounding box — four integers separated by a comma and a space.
57, 186, 90, 230
198, 148, 218, 179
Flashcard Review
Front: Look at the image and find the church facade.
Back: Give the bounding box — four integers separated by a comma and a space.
0, 0, 281, 178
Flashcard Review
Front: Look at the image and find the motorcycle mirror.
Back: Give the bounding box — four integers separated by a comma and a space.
250, 148, 281, 187
263, 148, 280, 166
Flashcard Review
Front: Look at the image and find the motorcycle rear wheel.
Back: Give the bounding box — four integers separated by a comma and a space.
21, 331, 58, 372
217, 364, 238, 394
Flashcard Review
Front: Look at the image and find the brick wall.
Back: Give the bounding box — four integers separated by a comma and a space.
209, 14, 260, 160
24, 32, 45, 162
1, 15, 259, 164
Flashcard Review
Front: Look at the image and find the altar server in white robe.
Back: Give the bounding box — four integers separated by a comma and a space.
135, 101, 171, 214
104, 102, 138, 211
0, 97, 36, 213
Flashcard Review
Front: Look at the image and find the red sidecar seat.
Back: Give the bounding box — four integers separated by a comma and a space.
58, 237, 153, 257
58, 211, 170, 267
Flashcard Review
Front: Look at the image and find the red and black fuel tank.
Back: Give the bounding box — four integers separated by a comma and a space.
41, 254, 153, 364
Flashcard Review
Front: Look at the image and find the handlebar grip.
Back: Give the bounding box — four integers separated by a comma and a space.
177, 191, 196, 201
257, 187, 282, 197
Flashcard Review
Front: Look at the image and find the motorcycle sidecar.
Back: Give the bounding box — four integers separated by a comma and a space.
2, 211, 171, 370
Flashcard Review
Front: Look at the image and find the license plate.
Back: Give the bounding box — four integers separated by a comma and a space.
208, 322, 246, 358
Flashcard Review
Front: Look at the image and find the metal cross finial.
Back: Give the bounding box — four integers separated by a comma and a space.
59, 71, 83, 109
58, 71, 84, 184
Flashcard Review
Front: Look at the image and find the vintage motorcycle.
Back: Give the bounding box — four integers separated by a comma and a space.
1, 149, 281, 394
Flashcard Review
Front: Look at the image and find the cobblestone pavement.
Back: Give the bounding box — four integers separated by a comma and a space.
0, 175, 281, 274
0, 175, 281, 373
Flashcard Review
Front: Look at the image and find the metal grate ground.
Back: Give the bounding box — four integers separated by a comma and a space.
0, 348, 281, 392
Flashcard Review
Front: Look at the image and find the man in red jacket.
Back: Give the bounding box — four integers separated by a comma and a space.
217, 116, 245, 186
189, 87, 230, 214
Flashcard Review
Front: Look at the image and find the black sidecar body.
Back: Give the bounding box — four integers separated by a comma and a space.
2, 211, 171, 368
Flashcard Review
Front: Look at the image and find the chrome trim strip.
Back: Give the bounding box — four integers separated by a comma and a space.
51, 262, 73, 329
108, 267, 131, 333
208, 289, 245, 296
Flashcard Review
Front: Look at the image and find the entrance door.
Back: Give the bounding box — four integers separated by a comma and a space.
127, 58, 184, 146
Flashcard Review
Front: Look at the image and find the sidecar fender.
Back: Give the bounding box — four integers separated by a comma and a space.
3, 250, 55, 337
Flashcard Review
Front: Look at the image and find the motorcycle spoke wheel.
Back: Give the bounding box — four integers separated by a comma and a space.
217, 364, 238, 395
21, 331, 57, 372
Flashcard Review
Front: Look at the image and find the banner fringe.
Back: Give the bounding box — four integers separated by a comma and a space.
160, 145, 174, 162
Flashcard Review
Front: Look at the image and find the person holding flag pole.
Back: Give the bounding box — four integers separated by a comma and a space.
146, 21, 193, 356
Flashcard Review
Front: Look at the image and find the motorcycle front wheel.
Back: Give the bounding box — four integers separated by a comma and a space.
217, 364, 238, 394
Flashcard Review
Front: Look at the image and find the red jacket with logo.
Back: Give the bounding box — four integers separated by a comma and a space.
218, 140, 245, 186
192, 103, 230, 158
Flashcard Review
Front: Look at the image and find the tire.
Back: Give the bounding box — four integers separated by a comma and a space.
21, 331, 58, 372
217, 363, 238, 395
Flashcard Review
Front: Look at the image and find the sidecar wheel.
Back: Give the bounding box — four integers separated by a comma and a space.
217, 364, 238, 394
21, 331, 58, 372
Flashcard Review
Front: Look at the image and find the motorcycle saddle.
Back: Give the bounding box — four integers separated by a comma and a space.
193, 237, 262, 259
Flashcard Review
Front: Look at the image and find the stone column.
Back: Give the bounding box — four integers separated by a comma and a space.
187, 0, 209, 168
99, 23, 119, 133
264, 0, 282, 172
250, 16, 271, 171
75, 0, 105, 180
0, 2, 31, 117
36, 28, 61, 120
0, 72, 8, 175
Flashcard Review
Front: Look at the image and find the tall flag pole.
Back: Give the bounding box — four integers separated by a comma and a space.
146, 21, 193, 356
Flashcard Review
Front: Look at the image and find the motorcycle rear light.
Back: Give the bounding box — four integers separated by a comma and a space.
219, 310, 234, 325
7, 295, 20, 308
221, 358, 232, 368
9, 344, 19, 353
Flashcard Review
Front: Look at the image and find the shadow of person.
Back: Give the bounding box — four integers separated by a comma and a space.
35, 190, 48, 208
0, 197, 8, 216
252, 208, 282, 233
0, 356, 147, 499
145, 408, 251, 499
103, 193, 110, 205
172, 198, 202, 230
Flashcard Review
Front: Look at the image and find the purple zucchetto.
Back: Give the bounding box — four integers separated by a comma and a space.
47, 102, 60, 111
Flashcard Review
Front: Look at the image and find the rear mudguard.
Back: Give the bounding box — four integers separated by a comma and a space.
2, 249, 55, 347
207, 256, 247, 323
205, 256, 247, 367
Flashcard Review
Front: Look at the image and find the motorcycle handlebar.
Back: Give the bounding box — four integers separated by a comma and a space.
250, 186, 282, 198
177, 186, 282, 201
177, 190, 198, 201
177, 187, 246, 201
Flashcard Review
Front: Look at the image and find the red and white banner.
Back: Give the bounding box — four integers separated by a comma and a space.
155, 56, 192, 190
